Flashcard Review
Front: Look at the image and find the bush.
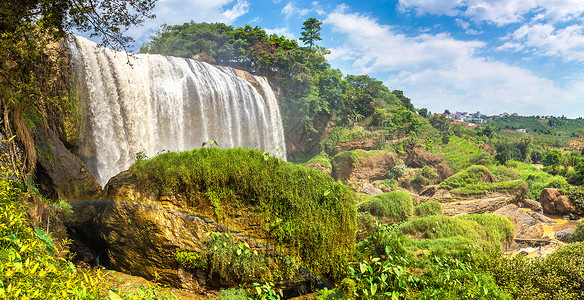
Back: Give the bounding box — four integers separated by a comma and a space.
388, 164, 406, 180
132, 148, 356, 281
357, 191, 413, 223
569, 222, 584, 243
218, 287, 249, 300
414, 201, 443, 217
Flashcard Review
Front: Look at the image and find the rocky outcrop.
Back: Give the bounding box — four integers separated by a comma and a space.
34, 126, 101, 199
492, 204, 556, 241
540, 188, 581, 215
442, 193, 517, 216
332, 150, 397, 184
405, 147, 454, 180
330, 132, 382, 156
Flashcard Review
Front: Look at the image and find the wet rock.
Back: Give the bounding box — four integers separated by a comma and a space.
521, 199, 543, 211
493, 204, 556, 227
34, 126, 101, 199
555, 227, 576, 242
540, 188, 580, 215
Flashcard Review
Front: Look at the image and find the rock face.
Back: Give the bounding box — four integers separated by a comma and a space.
34, 126, 101, 199
405, 147, 454, 180
332, 150, 397, 184
540, 188, 580, 215
357, 182, 383, 196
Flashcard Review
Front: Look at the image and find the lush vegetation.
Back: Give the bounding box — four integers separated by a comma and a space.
132, 147, 356, 281
357, 191, 413, 223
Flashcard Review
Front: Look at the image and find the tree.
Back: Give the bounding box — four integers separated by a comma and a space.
300, 17, 322, 51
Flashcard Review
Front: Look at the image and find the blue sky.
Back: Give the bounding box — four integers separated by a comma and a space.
90, 0, 584, 117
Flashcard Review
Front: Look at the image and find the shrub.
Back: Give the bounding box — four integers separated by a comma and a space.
218, 287, 250, 300
388, 164, 406, 180
414, 201, 443, 217
568, 186, 584, 211
357, 191, 413, 223
132, 148, 356, 281
569, 222, 584, 243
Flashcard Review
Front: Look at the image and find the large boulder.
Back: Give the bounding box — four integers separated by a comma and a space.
540, 188, 580, 215
67, 148, 357, 292
34, 126, 101, 199
332, 150, 397, 184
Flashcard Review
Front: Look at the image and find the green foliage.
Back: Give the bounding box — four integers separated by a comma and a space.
249, 282, 283, 300
372, 106, 421, 138
0, 166, 103, 298
322, 126, 377, 154
436, 136, 491, 172
200, 232, 268, 284
300, 18, 323, 51
489, 161, 569, 200
357, 191, 413, 223
349, 257, 415, 299
478, 242, 584, 299
218, 288, 250, 300
449, 180, 527, 196
388, 164, 407, 180
174, 251, 204, 269
439, 165, 494, 190
414, 201, 443, 217
131, 148, 356, 281
568, 222, 584, 243
399, 214, 514, 253
567, 186, 584, 211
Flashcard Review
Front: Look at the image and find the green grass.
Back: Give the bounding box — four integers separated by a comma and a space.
439, 165, 495, 190
357, 191, 413, 223
414, 201, 443, 217
488, 161, 569, 200
398, 214, 514, 253
322, 126, 378, 154
302, 151, 332, 170
131, 147, 356, 281
436, 136, 491, 172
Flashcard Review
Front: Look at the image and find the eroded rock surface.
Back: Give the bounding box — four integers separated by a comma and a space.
540, 188, 580, 215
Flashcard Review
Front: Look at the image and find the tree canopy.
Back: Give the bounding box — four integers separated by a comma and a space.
300, 17, 322, 51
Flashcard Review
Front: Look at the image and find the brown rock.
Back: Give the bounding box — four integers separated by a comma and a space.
357, 182, 382, 196
442, 193, 517, 216
493, 204, 556, 227
540, 188, 580, 215
332, 150, 397, 183
521, 199, 543, 211
34, 125, 101, 199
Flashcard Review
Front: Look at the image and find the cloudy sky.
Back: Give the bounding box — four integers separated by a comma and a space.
90, 0, 584, 117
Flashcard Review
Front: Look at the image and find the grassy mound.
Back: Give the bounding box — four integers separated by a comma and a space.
414, 200, 443, 217
489, 161, 569, 200
399, 214, 514, 253
131, 148, 356, 281
357, 191, 413, 223
440, 165, 527, 195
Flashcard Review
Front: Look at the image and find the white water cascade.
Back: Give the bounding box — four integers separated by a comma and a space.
68, 36, 287, 186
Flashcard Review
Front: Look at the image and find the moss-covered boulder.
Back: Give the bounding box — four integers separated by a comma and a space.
358, 191, 413, 223
332, 149, 397, 184
73, 148, 356, 290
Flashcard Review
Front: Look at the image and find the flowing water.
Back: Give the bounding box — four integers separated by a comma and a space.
68, 36, 287, 186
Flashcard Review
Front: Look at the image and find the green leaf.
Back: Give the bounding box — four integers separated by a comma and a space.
34, 228, 56, 255
370, 283, 377, 296
108, 290, 123, 300
360, 263, 367, 274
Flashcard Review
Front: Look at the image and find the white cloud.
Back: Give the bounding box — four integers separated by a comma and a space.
223, 0, 250, 21
324, 6, 576, 116
281, 2, 310, 19
398, 0, 584, 26
265, 27, 296, 39
122, 0, 250, 49
503, 23, 584, 62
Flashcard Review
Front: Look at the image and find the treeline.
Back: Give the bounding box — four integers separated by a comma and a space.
140, 22, 419, 136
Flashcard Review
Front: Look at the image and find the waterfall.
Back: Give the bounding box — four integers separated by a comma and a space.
68, 36, 287, 186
